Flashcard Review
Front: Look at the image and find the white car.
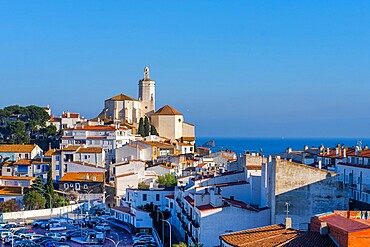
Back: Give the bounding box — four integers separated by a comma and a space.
95, 223, 111, 232
0, 231, 11, 240
134, 236, 155, 244
45, 232, 66, 242
26, 234, 44, 241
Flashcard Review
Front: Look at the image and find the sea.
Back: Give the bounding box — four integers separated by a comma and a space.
196, 137, 370, 156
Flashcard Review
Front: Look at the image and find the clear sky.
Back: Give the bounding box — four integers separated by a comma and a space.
1, 1, 370, 138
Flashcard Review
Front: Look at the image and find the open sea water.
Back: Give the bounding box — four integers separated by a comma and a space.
196, 137, 370, 156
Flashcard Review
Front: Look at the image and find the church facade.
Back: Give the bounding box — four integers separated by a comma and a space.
102, 67, 195, 141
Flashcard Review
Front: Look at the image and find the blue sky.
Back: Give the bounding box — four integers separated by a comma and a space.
1, 1, 370, 138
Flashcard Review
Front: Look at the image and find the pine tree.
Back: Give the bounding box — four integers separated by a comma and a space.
138, 117, 145, 137
144, 117, 150, 136
150, 125, 159, 136
45, 168, 55, 208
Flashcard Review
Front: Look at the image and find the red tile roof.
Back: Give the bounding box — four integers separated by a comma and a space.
61, 113, 80, 118
184, 196, 194, 206
107, 93, 137, 101
0, 144, 38, 153
14, 159, 32, 166
220, 224, 336, 247
152, 105, 182, 115
165, 194, 174, 199
64, 125, 128, 131
59, 172, 104, 182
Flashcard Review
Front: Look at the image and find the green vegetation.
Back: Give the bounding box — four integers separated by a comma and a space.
0, 105, 58, 145
172, 243, 187, 247
157, 173, 177, 188
150, 125, 159, 136
144, 116, 150, 136
138, 182, 150, 189
0, 200, 20, 212
23, 170, 68, 210
138, 117, 145, 137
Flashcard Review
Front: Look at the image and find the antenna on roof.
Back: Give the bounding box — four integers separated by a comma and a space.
285, 202, 290, 218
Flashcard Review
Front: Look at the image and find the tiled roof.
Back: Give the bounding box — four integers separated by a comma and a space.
165, 194, 174, 199
14, 159, 32, 166
0, 186, 27, 196
141, 141, 175, 149
184, 196, 194, 206
319, 214, 370, 232
0, 144, 37, 153
107, 93, 137, 101
0, 176, 35, 181
115, 172, 136, 179
77, 147, 103, 153
246, 165, 262, 170
61, 112, 80, 118
58, 172, 104, 182
64, 126, 128, 131
61, 146, 80, 151
152, 105, 182, 115
48, 117, 61, 122
220, 224, 336, 247
44, 149, 56, 156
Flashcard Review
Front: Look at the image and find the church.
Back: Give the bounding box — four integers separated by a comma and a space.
96, 67, 195, 141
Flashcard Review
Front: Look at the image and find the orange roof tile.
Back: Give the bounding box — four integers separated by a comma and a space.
59, 172, 104, 182
77, 147, 103, 153
0, 144, 38, 153
0, 176, 35, 181
107, 93, 137, 101
44, 149, 56, 156
61, 146, 80, 151
64, 125, 128, 131
61, 113, 80, 118
152, 105, 182, 115
14, 159, 32, 166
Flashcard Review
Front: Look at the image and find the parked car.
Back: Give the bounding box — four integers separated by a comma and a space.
26, 234, 44, 241
66, 230, 82, 240
32, 219, 49, 227
132, 233, 152, 241
4, 235, 22, 244
0, 231, 12, 240
15, 229, 35, 238
45, 232, 66, 242
95, 223, 111, 232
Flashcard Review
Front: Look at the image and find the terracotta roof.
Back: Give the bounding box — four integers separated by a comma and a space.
165, 194, 174, 199
61, 112, 80, 118
220, 224, 336, 247
107, 93, 137, 101
184, 196, 194, 206
246, 165, 262, 170
48, 117, 61, 122
141, 141, 175, 149
152, 105, 182, 115
44, 149, 56, 156
14, 159, 32, 166
64, 125, 128, 131
319, 214, 370, 232
0, 144, 38, 153
58, 172, 104, 182
77, 147, 103, 153
61, 146, 80, 151
177, 142, 193, 147
0, 176, 35, 181
0, 186, 27, 196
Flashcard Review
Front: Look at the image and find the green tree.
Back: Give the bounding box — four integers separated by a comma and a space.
138, 182, 149, 189
150, 125, 159, 136
144, 117, 150, 136
45, 168, 55, 208
172, 243, 187, 247
157, 174, 177, 188
54, 193, 69, 207
6, 120, 29, 144
23, 190, 46, 210
138, 117, 145, 137
0, 200, 20, 212
31, 176, 46, 193
40, 125, 57, 137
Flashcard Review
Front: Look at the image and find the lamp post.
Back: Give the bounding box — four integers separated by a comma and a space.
161, 219, 171, 247
81, 189, 92, 214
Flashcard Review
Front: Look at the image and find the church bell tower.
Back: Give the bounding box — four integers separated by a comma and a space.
138, 66, 156, 116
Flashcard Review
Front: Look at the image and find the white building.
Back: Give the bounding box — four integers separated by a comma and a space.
111, 206, 153, 232
61, 125, 135, 163
125, 188, 175, 211
47, 146, 105, 181
0, 144, 43, 162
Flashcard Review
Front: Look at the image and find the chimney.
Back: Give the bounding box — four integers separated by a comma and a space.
285, 217, 292, 229
326, 148, 330, 155
287, 147, 292, 153
318, 160, 322, 169
335, 148, 339, 157
343, 148, 347, 158
304, 145, 308, 151
67, 112, 70, 118
320, 222, 328, 235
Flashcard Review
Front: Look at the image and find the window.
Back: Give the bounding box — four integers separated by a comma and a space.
170, 202, 173, 209
143, 194, 147, 201
56, 156, 60, 161
190, 147, 193, 152
84, 155, 88, 160
25, 154, 29, 159
84, 184, 88, 189
75, 183, 80, 190
6, 168, 10, 173
37, 165, 41, 169
56, 165, 60, 170
156, 194, 160, 201
64, 183, 68, 189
